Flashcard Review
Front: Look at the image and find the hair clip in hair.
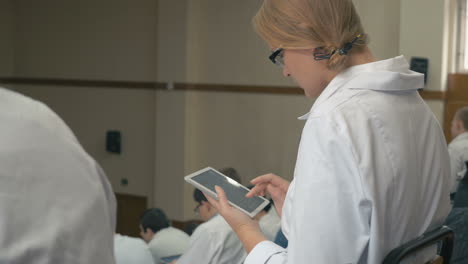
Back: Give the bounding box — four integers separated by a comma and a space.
313, 47, 335, 61
313, 34, 363, 60
338, 34, 362, 56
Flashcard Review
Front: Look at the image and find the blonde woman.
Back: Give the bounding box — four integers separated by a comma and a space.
206, 0, 451, 263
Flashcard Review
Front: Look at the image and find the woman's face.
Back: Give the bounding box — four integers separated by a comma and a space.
281, 49, 337, 98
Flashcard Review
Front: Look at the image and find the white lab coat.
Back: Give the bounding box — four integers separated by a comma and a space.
245, 56, 451, 264
177, 215, 246, 264
259, 208, 281, 241
147, 227, 190, 264
0, 88, 116, 264
448, 132, 468, 193
114, 234, 154, 264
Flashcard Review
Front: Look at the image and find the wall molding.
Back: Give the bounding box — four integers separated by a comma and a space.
0, 77, 447, 99
418, 90, 446, 100
173, 82, 304, 95
0, 77, 165, 90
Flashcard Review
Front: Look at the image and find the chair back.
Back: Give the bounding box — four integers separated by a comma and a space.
382, 226, 454, 264
452, 161, 468, 208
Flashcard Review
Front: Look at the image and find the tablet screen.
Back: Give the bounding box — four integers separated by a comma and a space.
191, 169, 267, 214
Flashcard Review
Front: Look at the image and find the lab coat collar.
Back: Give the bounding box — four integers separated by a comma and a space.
298, 56, 424, 120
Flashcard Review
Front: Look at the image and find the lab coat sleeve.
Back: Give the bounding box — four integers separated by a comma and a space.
244, 241, 287, 264
245, 116, 372, 263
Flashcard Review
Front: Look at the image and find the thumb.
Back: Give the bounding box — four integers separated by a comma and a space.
215, 185, 230, 208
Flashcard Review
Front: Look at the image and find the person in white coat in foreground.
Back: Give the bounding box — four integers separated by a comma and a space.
205, 0, 451, 263
0, 88, 116, 264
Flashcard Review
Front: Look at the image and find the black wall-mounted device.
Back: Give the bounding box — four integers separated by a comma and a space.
106, 130, 121, 154
410, 57, 429, 85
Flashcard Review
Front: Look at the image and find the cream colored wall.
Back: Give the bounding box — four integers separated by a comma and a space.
353, 0, 401, 60
10, 85, 157, 201
399, 0, 447, 91
14, 0, 157, 81
185, 0, 292, 86
445, 0, 459, 73
154, 90, 187, 220
157, 0, 188, 83
9, 1, 158, 205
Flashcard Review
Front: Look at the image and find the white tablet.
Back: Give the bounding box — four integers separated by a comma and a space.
185, 167, 270, 218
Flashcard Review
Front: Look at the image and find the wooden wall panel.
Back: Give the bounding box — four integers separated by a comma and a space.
116, 193, 147, 237
445, 74, 468, 142
447, 74, 468, 101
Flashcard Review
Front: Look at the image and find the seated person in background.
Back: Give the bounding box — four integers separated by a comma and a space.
449, 107, 468, 198
0, 88, 116, 263
174, 189, 246, 264
140, 208, 190, 264
257, 199, 281, 241
114, 233, 154, 264
247, 185, 281, 241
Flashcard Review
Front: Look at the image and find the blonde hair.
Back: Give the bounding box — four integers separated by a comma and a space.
253, 0, 368, 70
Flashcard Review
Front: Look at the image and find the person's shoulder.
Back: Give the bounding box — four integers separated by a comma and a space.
192, 219, 211, 234
187, 216, 235, 252
449, 134, 468, 151
0, 87, 79, 144
191, 216, 228, 237
115, 235, 154, 263
156, 227, 189, 241
167, 226, 190, 238
115, 235, 149, 254
306, 87, 364, 129
0, 87, 53, 116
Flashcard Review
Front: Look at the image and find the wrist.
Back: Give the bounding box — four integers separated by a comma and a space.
235, 223, 266, 253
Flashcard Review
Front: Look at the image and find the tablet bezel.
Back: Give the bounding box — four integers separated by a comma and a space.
184, 167, 270, 218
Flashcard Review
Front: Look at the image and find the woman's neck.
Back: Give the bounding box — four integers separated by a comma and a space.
347, 47, 375, 68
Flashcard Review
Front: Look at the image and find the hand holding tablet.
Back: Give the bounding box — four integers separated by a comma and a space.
185, 167, 270, 218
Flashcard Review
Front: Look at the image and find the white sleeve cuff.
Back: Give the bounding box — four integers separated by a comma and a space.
244, 241, 287, 264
